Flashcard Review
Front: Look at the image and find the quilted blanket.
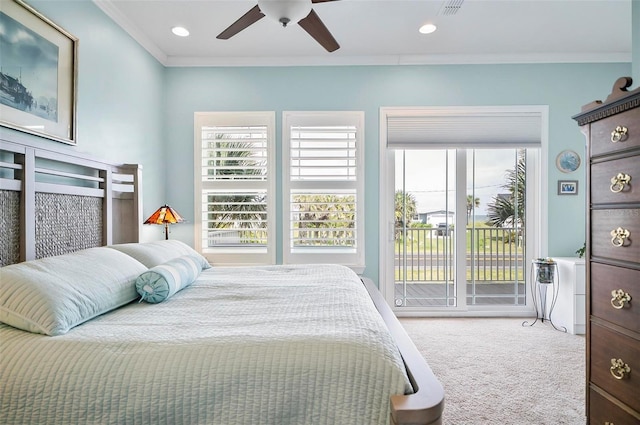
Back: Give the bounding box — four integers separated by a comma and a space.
1, 264, 412, 425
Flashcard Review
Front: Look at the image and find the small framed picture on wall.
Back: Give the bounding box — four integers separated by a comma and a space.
558, 180, 578, 195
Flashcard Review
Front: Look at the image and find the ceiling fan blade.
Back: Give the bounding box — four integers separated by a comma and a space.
311, 0, 340, 3
216, 5, 265, 40
298, 9, 339, 52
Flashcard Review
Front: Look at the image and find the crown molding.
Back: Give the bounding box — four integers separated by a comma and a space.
93, 0, 629, 68
164, 52, 630, 68
93, 0, 168, 65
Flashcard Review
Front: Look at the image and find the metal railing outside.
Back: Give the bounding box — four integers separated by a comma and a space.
395, 227, 525, 283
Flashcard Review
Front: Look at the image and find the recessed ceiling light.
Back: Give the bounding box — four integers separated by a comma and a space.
419, 24, 437, 34
171, 26, 190, 37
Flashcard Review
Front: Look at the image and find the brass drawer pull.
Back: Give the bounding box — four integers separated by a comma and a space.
610, 173, 631, 193
611, 126, 628, 143
610, 358, 631, 380
610, 227, 630, 247
610, 289, 632, 309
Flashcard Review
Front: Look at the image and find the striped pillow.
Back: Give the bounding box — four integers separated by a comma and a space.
135, 255, 202, 303
0, 248, 147, 335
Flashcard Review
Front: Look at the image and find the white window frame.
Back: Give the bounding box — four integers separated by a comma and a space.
282, 111, 365, 272
194, 111, 276, 266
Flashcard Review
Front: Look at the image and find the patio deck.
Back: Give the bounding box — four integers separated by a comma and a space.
394, 282, 527, 306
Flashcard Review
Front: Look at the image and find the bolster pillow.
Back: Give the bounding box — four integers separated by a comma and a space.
136, 255, 202, 303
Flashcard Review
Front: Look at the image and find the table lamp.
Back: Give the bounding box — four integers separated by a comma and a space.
144, 204, 184, 240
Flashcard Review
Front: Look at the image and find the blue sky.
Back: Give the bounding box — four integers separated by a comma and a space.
395, 149, 517, 217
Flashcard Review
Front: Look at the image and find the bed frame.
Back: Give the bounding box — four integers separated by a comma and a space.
0, 138, 142, 266
0, 138, 444, 425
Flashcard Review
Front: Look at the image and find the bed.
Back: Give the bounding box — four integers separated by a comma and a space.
0, 138, 444, 425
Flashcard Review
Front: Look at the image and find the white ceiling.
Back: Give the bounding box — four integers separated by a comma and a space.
93, 0, 633, 67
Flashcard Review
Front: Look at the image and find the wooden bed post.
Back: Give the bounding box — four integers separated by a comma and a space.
15, 147, 36, 262
362, 278, 445, 425
101, 168, 113, 246
111, 164, 142, 244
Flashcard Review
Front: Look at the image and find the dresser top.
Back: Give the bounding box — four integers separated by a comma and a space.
572, 77, 640, 126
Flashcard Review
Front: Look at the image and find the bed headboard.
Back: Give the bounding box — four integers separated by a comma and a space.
0, 139, 142, 266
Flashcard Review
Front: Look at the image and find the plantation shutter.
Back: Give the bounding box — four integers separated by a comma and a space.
202, 127, 268, 181
195, 112, 275, 265
201, 125, 269, 245
283, 112, 365, 270
290, 124, 357, 248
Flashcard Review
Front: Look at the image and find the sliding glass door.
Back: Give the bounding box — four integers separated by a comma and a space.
392, 147, 534, 312
380, 105, 546, 315
466, 149, 527, 306
395, 149, 456, 307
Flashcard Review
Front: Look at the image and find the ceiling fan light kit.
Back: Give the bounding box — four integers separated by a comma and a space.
258, 0, 312, 27
216, 0, 340, 52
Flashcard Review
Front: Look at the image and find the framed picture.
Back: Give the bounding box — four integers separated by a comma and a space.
0, 0, 78, 145
558, 180, 578, 195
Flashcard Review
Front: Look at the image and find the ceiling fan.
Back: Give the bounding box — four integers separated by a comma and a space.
216, 0, 340, 52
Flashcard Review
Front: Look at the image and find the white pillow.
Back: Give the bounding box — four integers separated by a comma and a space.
109, 240, 211, 270
0, 247, 147, 336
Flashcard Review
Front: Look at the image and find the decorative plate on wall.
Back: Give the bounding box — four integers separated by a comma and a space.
556, 150, 581, 173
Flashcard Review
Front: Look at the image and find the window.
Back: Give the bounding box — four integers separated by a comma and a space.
282, 111, 365, 270
194, 112, 276, 265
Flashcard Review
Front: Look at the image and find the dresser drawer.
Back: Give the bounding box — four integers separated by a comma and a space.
590, 322, 640, 412
591, 263, 640, 333
591, 209, 640, 263
591, 154, 640, 204
591, 107, 640, 157
589, 387, 640, 425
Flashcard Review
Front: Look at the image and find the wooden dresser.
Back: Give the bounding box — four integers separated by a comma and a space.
573, 77, 640, 424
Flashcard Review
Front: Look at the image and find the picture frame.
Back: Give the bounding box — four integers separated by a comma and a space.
0, 0, 78, 145
558, 180, 578, 195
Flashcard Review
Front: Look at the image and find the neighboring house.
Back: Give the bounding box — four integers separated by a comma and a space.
424, 210, 455, 227
414, 210, 454, 227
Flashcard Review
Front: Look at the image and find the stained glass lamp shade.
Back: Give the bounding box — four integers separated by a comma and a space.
144, 205, 184, 240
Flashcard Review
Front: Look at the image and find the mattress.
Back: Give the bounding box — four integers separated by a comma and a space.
0, 264, 412, 425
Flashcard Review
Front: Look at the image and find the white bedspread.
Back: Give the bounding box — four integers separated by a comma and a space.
1, 264, 412, 425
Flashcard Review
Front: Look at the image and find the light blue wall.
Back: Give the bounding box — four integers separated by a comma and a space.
3, 2, 631, 284
164, 63, 629, 283
1, 0, 166, 241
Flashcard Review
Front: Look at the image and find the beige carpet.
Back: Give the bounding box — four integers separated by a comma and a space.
400, 318, 586, 425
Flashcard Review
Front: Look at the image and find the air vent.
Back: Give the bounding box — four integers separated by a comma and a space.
438, 0, 464, 16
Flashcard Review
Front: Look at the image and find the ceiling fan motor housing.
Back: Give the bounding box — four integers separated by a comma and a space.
258, 0, 312, 25
217, 0, 340, 53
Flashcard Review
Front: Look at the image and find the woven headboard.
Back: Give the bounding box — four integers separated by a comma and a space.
0, 140, 142, 266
